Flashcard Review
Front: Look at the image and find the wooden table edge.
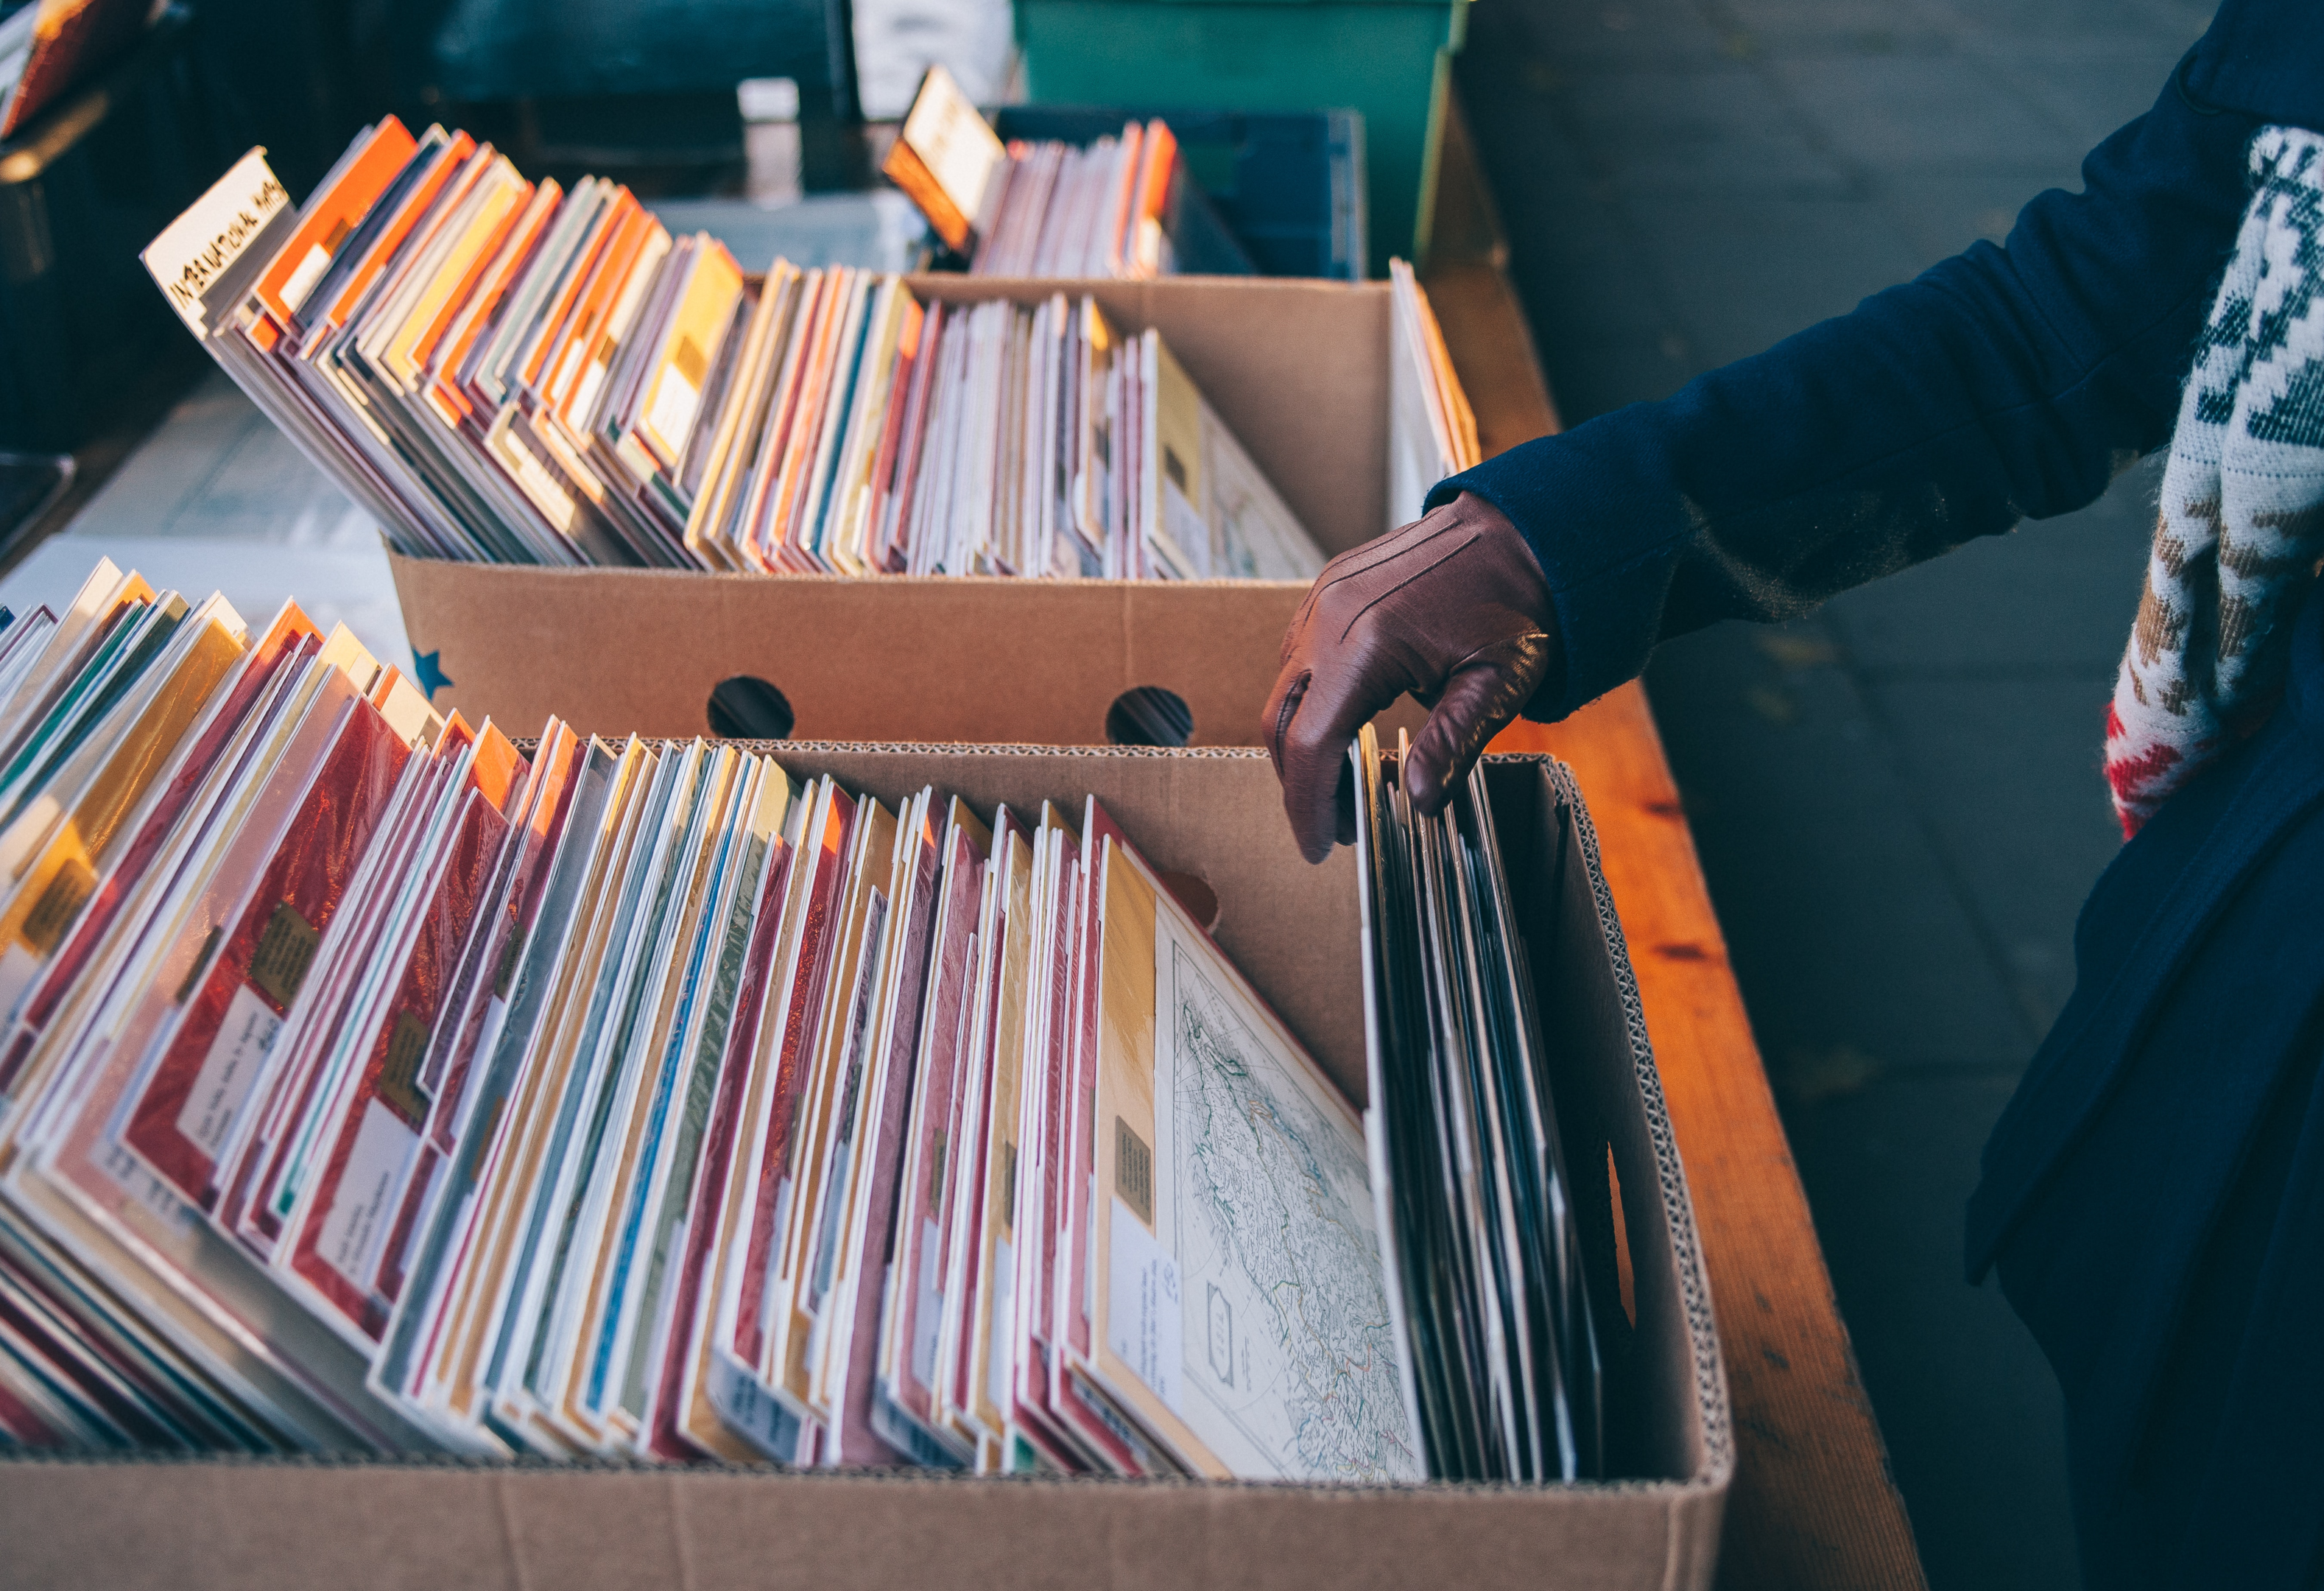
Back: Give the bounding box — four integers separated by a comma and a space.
1425, 87, 1930, 1591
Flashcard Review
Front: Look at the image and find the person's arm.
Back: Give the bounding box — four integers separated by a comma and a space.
1267, 42, 2270, 861
1440, 67, 2258, 722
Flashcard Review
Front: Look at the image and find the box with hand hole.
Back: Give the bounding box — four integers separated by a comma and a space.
387, 276, 1430, 752
0, 744, 1728, 1590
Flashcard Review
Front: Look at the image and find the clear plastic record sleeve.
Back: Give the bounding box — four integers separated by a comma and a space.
639, 767, 802, 1460
704, 776, 854, 1459
1004, 809, 1080, 1461
546, 748, 747, 1448
367, 726, 605, 1430
1038, 796, 1172, 1476
962, 812, 1035, 1455
522, 742, 724, 1452
605, 758, 784, 1447
932, 802, 1019, 1456
409, 741, 649, 1451
814, 788, 939, 1461
756, 792, 895, 1423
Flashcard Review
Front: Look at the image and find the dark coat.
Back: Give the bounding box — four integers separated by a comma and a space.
1968, 585, 2324, 1586
1431, 2, 2324, 1582
1434, 0, 2324, 724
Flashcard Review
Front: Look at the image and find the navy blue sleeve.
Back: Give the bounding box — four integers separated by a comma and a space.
1432, 60, 2260, 721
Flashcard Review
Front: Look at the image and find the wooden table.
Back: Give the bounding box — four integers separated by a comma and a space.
1428, 101, 1930, 1591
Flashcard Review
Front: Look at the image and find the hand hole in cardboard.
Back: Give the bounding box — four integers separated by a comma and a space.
1607, 1143, 1637, 1330
707, 675, 795, 740
1156, 869, 1219, 932
1106, 686, 1193, 747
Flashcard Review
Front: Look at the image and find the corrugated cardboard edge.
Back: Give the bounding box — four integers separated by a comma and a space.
0, 748, 1730, 1591
0, 1450, 1724, 1591
1541, 751, 1736, 1578
386, 555, 1334, 745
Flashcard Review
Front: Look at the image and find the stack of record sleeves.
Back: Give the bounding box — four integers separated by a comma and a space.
963, 119, 1190, 280
1389, 259, 1483, 526
881, 66, 1228, 281
0, 558, 1592, 1481
1351, 724, 1605, 1483
145, 124, 1330, 581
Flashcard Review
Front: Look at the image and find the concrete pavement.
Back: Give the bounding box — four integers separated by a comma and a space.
1457, 1, 2214, 1583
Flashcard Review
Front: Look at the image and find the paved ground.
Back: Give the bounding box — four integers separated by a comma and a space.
1457, 1, 2216, 1585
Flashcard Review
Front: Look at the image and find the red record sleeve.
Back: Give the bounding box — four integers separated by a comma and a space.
730, 785, 855, 1369
286, 789, 511, 1343
118, 698, 412, 1207
881, 820, 987, 1433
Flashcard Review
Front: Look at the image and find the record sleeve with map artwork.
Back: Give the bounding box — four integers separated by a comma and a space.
1088, 832, 1420, 1482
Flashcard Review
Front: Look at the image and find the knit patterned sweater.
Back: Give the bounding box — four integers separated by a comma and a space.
2107, 127, 2324, 835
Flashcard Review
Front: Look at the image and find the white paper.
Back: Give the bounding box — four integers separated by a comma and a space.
647, 367, 702, 453
987, 1235, 1015, 1413
1150, 916, 1423, 1481
1107, 1195, 1181, 1416
175, 981, 283, 1161
911, 1216, 943, 1390
0, 940, 38, 1027
281, 244, 333, 315
317, 1097, 419, 1289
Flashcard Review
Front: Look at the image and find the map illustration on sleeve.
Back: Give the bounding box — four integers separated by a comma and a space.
1154, 930, 1422, 1483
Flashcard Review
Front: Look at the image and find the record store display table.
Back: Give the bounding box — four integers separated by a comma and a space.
10, 102, 1930, 1587
1429, 127, 1929, 1589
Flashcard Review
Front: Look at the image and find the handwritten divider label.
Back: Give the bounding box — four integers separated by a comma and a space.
141, 148, 292, 334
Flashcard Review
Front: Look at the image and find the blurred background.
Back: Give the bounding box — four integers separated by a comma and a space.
0, 0, 2231, 1582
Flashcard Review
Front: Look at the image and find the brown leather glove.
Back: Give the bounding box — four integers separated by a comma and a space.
1264, 491, 1560, 863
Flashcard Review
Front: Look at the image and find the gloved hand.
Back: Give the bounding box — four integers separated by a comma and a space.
1264, 491, 1561, 863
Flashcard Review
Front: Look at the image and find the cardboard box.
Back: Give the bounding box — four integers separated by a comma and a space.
389, 276, 1430, 748
0, 746, 1730, 1590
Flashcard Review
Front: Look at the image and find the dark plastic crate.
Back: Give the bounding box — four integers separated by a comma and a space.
0, 5, 224, 452
993, 103, 1365, 281
1012, 0, 1453, 276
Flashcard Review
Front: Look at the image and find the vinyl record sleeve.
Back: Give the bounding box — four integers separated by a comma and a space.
1088, 832, 1420, 1482
870, 795, 986, 1463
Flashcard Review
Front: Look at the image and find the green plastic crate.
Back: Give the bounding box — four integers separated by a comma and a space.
1012, 0, 1467, 277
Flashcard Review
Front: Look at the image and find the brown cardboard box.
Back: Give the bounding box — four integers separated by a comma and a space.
0, 746, 1730, 1590
390, 277, 1429, 748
